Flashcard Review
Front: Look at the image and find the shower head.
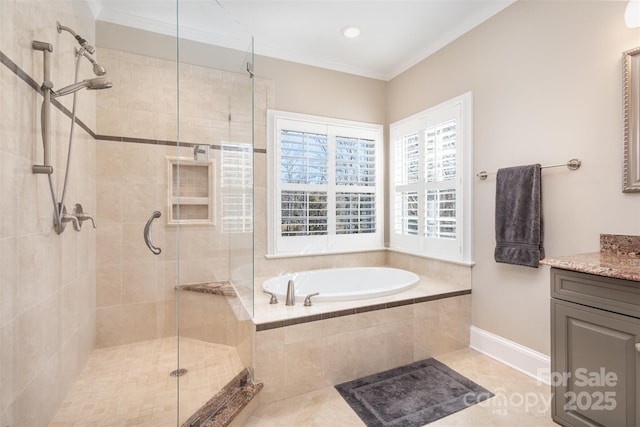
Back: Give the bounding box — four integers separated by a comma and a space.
57, 21, 96, 54
79, 49, 107, 76
52, 77, 112, 98
92, 62, 106, 76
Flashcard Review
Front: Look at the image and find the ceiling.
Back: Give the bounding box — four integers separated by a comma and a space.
91, 0, 515, 81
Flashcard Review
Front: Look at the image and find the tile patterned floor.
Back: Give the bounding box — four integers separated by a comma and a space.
243, 348, 558, 426
49, 337, 243, 427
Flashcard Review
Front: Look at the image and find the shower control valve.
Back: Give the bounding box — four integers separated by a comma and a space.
55, 204, 78, 234
72, 203, 97, 230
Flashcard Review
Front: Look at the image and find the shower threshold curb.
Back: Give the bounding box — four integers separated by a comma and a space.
182, 368, 262, 427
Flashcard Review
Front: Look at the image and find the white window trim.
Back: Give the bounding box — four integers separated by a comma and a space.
267, 110, 384, 257
389, 92, 473, 264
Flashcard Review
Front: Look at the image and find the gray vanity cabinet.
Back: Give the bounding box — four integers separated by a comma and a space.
551, 268, 640, 427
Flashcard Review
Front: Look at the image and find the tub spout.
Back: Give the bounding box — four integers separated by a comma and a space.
286, 279, 295, 306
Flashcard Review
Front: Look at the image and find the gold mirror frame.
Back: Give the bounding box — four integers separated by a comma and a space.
623, 46, 640, 192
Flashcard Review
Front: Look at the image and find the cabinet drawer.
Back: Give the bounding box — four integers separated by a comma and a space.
551, 268, 640, 318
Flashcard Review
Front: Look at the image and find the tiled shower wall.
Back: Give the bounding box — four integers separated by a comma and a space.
94, 48, 273, 348
0, 1, 97, 425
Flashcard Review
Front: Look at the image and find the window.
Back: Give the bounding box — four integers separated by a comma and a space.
389, 92, 473, 263
221, 143, 253, 233
268, 110, 383, 256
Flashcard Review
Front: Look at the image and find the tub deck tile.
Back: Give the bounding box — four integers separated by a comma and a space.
254, 288, 472, 332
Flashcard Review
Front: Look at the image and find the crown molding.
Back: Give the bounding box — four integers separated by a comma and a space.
95, 0, 516, 82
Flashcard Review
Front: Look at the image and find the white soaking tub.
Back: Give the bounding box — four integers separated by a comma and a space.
262, 267, 420, 303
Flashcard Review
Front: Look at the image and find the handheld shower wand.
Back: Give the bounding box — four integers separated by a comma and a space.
51, 77, 112, 98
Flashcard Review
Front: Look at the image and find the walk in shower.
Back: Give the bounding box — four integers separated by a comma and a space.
0, 1, 256, 425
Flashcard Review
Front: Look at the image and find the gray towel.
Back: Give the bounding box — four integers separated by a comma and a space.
494, 164, 544, 268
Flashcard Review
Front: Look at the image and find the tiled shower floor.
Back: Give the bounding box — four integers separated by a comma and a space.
49, 337, 243, 427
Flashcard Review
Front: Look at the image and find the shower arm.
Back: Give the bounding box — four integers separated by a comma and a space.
57, 21, 95, 54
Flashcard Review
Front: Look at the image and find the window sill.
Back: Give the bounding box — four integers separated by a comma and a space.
265, 247, 387, 259
386, 248, 476, 267
264, 247, 475, 266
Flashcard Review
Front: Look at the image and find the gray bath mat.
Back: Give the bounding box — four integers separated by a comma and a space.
335, 358, 493, 426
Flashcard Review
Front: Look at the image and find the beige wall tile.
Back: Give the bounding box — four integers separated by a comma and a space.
157, 299, 177, 338
121, 143, 163, 183
179, 295, 238, 345
2, 2, 97, 424
0, 238, 17, 326
255, 329, 285, 403
96, 302, 157, 348
283, 321, 321, 345
122, 182, 160, 223
61, 229, 78, 286
255, 294, 470, 405
0, 321, 15, 416
61, 280, 80, 345
96, 223, 122, 268
386, 251, 472, 287
120, 302, 158, 344
95, 305, 123, 348
321, 329, 366, 384
15, 301, 51, 397
96, 140, 124, 181
96, 264, 122, 307
157, 260, 178, 301
381, 319, 414, 368
0, 152, 19, 239
96, 181, 123, 224
122, 261, 158, 304
17, 233, 60, 315
282, 339, 326, 397
122, 222, 158, 264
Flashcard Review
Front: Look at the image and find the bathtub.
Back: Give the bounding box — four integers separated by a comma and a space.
262, 267, 420, 303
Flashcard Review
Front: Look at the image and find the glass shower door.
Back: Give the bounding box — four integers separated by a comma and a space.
174, 1, 255, 424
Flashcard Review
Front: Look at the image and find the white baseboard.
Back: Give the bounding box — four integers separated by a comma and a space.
469, 326, 551, 385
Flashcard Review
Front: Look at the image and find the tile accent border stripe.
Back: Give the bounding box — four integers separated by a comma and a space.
0, 48, 267, 154
0, 49, 40, 91
1, 48, 97, 139
255, 289, 472, 331
96, 134, 267, 153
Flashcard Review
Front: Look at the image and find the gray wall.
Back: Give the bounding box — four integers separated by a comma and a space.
388, 0, 640, 354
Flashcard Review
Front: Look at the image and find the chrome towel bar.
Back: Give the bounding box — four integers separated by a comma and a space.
477, 158, 581, 181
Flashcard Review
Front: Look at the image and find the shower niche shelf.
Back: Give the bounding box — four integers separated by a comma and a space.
166, 156, 215, 225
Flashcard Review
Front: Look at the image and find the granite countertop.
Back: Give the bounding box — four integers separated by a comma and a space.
177, 281, 237, 297
540, 234, 640, 282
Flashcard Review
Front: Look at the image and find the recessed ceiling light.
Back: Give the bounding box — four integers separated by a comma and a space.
341, 25, 361, 38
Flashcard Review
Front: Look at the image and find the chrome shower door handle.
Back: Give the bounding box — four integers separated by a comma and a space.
144, 211, 162, 255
